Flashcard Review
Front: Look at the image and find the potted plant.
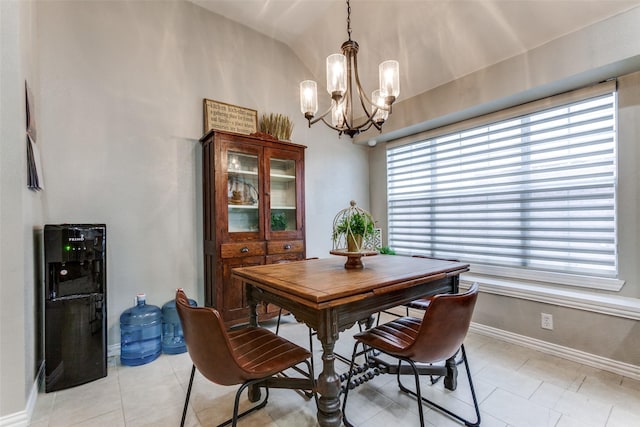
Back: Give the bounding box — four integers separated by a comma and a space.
260, 113, 294, 141
270, 212, 287, 231
332, 201, 376, 252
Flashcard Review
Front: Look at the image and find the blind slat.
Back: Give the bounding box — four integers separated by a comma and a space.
387, 90, 617, 278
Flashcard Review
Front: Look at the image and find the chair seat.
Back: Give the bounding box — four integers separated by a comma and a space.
175, 289, 316, 427
228, 326, 310, 379
354, 316, 421, 357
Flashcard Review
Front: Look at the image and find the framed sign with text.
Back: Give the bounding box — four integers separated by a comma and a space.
203, 99, 258, 135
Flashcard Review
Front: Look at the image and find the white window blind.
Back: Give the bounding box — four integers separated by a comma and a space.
387, 86, 617, 279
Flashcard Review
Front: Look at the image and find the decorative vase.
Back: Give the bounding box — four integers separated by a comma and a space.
347, 234, 362, 252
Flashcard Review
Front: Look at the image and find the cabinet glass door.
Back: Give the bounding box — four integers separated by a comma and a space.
269, 157, 297, 232
227, 151, 259, 233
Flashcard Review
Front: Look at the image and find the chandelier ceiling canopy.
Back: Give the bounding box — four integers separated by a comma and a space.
299, 0, 400, 138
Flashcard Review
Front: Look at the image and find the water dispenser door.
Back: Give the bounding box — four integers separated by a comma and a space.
45, 293, 106, 392
49, 260, 103, 298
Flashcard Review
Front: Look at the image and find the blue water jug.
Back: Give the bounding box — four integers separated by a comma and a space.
120, 294, 162, 366
162, 294, 196, 354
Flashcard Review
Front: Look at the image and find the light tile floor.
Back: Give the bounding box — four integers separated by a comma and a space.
29, 310, 640, 427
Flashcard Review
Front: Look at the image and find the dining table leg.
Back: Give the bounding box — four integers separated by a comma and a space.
315, 331, 343, 427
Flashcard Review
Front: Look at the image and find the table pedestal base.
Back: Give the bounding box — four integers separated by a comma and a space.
329, 250, 377, 269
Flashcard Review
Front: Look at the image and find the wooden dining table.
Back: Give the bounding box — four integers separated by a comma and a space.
231, 254, 470, 427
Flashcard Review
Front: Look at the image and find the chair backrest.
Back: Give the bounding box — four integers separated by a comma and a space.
407, 283, 479, 363
175, 289, 247, 386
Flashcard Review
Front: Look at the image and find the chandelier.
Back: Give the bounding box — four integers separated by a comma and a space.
299, 0, 399, 138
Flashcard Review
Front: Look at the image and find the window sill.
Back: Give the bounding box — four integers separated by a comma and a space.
470, 264, 625, 292
460, 273, 640, 321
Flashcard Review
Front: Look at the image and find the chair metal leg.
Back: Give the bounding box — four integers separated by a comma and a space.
341, 343, 358, 427
180, 365, 196, 427
275, 308, 283, 335
273, 325, 316, 400
397, 344, 481, 427
276, 311, 315, 376
182, 365, 270, 427
308, 328, 315, 377
218, 378, 270, 427
302, 358, 318, 408
395, 359, 427, 427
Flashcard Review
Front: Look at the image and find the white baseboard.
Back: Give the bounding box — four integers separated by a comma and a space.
0, 412, 28, 427
108, 343, 120, 358
470, 322, 640, 381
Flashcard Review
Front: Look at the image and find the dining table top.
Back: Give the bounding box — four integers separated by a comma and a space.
231, 254, 470, 309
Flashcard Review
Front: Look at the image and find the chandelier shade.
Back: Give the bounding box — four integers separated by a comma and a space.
299, 0, 399, 138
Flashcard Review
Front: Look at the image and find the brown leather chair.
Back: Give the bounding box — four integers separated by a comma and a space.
175, 290, 315, 427
342, 283, 481, 427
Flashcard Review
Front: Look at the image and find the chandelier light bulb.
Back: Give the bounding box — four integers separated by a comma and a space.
379, 60, 400, 99
300, 80, 318, 117
326, 53, 347, 98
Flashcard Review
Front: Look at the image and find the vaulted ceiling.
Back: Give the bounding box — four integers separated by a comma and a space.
190, 0, 640, 102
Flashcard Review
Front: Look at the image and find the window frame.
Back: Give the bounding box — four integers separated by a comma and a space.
385, 80, 625, 291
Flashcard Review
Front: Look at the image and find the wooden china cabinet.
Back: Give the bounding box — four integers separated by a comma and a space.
199, 129, 306, 325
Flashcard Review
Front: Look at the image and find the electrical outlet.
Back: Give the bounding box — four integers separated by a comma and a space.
541, 313, 554, 330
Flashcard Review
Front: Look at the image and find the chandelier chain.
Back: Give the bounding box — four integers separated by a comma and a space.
346, 0, 352, 41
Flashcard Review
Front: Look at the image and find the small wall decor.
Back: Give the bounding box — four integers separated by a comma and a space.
26, 80, 43, 191
203, 98, 257, 135
259, 113, 293, 141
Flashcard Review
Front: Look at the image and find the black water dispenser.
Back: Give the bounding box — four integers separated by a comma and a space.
44, 224, 106, 392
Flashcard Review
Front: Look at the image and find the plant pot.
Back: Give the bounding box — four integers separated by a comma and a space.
347, 234, 363, 252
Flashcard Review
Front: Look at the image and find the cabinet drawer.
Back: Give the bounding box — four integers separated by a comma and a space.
267, 240, 304, 255
221, 242, 266, 258
266, 253, 303, 264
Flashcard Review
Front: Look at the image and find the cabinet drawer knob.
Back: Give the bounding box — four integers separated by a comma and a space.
240, 247, 249, 253
284, 244, 292, 250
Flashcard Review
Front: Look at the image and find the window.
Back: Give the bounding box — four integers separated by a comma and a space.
387, 83, 617, 281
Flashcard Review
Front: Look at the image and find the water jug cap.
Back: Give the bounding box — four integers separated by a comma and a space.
136, 293, 146, 305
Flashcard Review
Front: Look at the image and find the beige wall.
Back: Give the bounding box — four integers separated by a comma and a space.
367, 9, 640, 366
1, 0, 369, 420
34, 0, 369, 349
0, 0, 44, 419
